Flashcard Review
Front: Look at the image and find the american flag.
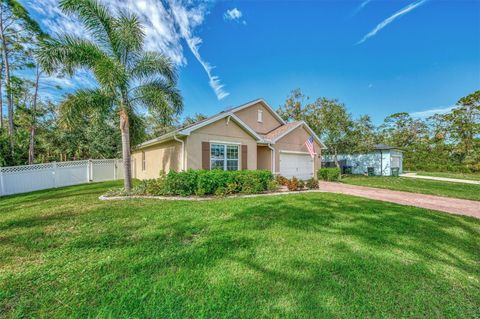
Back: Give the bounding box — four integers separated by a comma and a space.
305, 136, 315, 158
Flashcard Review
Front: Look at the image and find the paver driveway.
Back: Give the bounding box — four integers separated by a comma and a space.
320, 182, 480, 219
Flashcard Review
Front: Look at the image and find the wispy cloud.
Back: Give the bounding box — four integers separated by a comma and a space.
169, 1, 229, 99
356, 0, 428, 45
24, 0, 229, 100
410, 105, 455, 118
223, 8, 246, 24
353, 0, 373, 15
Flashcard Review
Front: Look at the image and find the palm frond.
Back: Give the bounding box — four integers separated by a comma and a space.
59, 0, 116, 53
132, 78, 183, 116
130, 52, 177, 84
59, 89, 114, 127
113, 11, 145, 63
38, 36, 104, 74
38, 35, 125, 91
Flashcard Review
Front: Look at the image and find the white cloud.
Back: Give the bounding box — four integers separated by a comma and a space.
224, 8, 242, 21
356, 0, 428, 45
353, 0, 373, 15
410, 105, 455, 119
25, 0, 229, 100
169, 1, 229, 99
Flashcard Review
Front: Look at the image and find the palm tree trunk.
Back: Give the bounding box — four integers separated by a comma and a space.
120, 108, 132, 192
28, 66, 40, 164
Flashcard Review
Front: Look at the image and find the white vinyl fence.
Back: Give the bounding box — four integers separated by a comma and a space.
0, 159, 134, 196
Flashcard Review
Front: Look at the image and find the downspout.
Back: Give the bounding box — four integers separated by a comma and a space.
267, 143, 276, 174
173, 135, 185, 171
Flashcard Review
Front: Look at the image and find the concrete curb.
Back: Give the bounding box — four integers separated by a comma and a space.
99, 189, 323, 201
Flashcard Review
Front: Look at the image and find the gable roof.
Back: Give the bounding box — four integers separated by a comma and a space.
135, 99, 325, 150
228, 98, 286, 125
262, 121, 327, 149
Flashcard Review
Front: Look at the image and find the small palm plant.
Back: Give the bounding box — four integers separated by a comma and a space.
37, 0, 182, 192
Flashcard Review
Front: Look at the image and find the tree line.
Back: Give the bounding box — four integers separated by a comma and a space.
277, 89, 480, 173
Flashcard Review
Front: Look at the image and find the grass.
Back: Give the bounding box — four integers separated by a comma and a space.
0, 182, 479, 318
340, 175, 480, 201
413, 171, 480, 181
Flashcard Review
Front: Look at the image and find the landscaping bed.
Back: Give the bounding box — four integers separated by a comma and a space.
103, 169, 319, 199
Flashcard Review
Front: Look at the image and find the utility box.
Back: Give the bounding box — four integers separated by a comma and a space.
367, 167, 375, 176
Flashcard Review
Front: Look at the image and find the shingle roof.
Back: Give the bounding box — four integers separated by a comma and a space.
263, 121, 302, 141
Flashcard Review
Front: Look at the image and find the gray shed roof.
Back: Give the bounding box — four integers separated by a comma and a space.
374, 144, 400, 150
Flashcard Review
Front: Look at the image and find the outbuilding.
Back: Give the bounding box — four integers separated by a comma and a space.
322, 144, 403, 176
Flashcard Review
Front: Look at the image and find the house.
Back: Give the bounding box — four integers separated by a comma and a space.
322, 144, 403, 176
132, 99, 326, 180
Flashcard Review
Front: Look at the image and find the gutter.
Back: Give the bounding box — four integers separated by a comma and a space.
267, 143, 276, 174
173, 135, 185, 171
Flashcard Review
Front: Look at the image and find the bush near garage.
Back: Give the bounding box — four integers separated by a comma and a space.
317, 167, 341, 181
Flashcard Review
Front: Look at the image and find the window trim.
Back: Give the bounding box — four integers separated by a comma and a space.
210, 143, 240, 171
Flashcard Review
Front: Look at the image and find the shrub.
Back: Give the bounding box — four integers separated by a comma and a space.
298, 179, 305, 190
305, 178, 319, 189
196, 170, 234, 195
287, 177, 299, 191
267, 180, 278, 192
276, 175, 289, 186
164, 170, 198, 196
144, 178, 167, 196
317, 168, 340, 181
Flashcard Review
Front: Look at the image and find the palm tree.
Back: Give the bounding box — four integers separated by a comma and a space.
37, 0, 182, 192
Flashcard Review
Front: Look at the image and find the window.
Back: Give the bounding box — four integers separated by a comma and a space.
210, 144, 239, 170
257, 109, 263, 123
141, 151, 146, 171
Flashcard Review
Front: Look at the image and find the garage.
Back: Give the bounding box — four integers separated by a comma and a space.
279, 152, 314, 180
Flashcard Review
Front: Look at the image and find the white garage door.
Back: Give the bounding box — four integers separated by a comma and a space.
279, 152, 314, 180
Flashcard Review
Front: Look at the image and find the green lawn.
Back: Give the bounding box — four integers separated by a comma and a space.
341, 175, 480, 201
1, 182, 479, 318
413, 171, 480, 181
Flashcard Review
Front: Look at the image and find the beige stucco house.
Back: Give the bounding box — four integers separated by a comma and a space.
132, 99, 326, 180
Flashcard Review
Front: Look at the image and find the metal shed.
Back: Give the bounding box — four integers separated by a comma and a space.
322, 144, 403, 176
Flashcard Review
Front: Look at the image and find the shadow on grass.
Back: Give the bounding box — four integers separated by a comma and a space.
1, 190, 479, 318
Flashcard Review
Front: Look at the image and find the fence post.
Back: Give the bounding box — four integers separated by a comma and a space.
0, 168, 4, 196
88, 159, 93, 182
52, 161, 58, 188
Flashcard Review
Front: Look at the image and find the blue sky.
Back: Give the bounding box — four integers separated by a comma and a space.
21, 0, 480, 124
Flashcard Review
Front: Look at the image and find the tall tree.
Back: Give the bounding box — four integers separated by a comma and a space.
0, 0, 44, 154
307, 98, 352, 167
444, 91, 480, 160
182, 113, 207, 127
277, 88, 310, 122
38, 0, 183, 192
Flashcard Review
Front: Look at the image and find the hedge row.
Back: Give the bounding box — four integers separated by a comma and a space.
137, 169, 276, 196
